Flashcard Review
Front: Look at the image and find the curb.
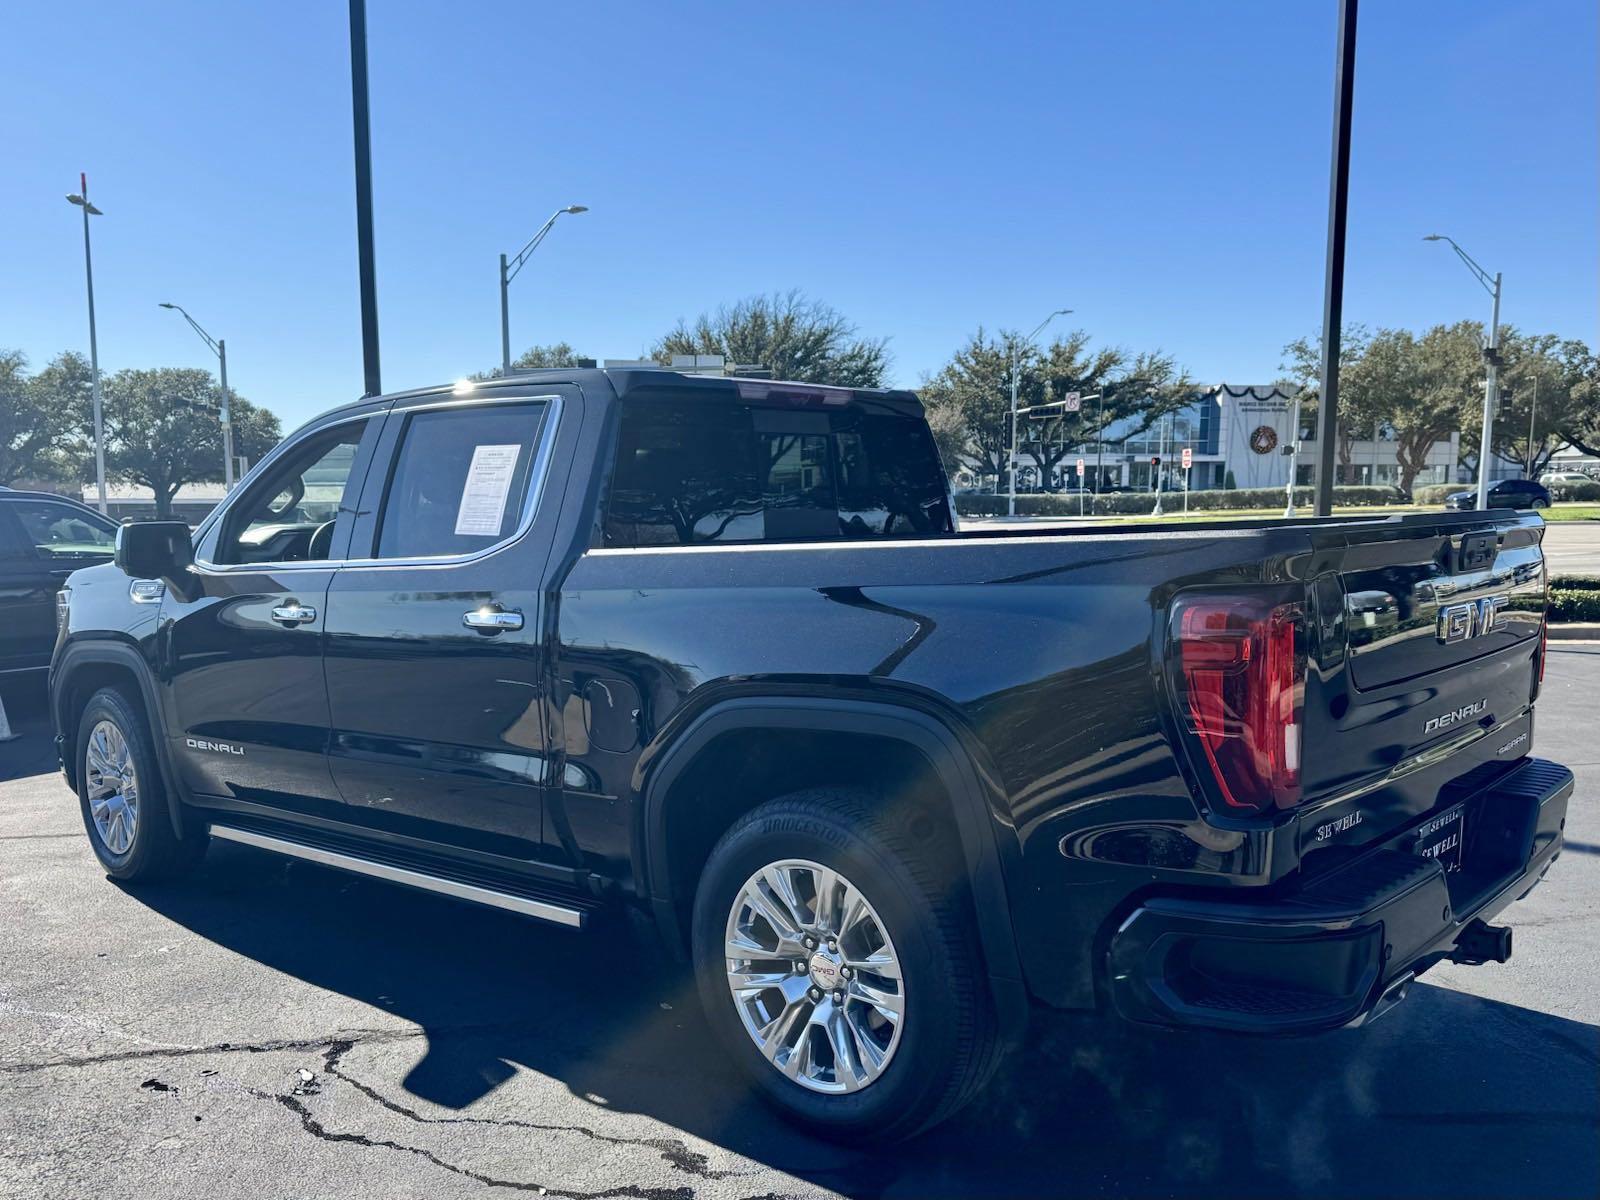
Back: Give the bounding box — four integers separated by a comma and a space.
1548, 623, 1600, 641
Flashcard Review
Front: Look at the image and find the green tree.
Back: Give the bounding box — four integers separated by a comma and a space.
1278, 325, 1375, 482
1492, 333, 1594, 476
474, 342, 590, 380
652, 290, 889, 386
919, 327, 1192, 490
1555, 341, 1600, 460
102, 367, 281, 518
0, 350, 91, 486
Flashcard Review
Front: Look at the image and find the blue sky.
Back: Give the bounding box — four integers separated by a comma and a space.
5, 1, 1595, 430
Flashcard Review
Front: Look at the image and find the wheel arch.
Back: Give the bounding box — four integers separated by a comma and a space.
638, 696, 1028, 1035
52, 640, 188, 840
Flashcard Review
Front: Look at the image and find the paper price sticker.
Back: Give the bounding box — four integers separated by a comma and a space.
455, 444, 521, 537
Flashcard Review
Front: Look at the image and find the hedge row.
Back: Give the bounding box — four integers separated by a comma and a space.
1511, 576, 1600, 623
1549, 588, 1600, 622
955, 484, 1408, 518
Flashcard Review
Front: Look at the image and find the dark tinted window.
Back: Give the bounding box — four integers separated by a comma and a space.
604, 395, 951, 546
8, 499, 118, 557
375, 401, 549, 559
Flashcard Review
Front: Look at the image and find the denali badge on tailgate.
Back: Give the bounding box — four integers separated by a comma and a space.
1436, 595, 1509, 644
1424, 699, 1487, 735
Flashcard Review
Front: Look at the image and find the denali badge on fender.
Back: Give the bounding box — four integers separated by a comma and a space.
1436, 595, 1509, 644
1424, 699, 1488, 735
186, 737, 245, 756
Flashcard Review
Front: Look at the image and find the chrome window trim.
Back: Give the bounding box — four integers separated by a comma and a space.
192, 413, 381, 575
192, 394, 562, 575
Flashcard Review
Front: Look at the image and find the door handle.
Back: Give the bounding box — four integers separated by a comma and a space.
463, 607, 523, 632
270, 602, 317, 627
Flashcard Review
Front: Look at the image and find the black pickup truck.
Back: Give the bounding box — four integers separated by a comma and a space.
49, 368, 1571, 1141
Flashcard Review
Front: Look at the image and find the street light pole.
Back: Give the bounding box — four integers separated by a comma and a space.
1425, 234, 1501, 510
1007, 308, 1071, 516
500, 205, 588, 373
159, 303, 233, 489
1527, 374, 1539, 477
66, 175, 107, 513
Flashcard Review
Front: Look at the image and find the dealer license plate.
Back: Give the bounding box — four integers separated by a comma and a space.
1414, 805, 1465, 873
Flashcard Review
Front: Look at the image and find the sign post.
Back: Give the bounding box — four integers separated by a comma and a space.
1076, 457, 1086, 518
1181, 446, 1192, 514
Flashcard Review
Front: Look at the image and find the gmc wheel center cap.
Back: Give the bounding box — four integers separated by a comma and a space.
808, 950, 842, 991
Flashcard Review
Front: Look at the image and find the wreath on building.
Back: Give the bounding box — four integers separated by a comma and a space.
1249, 425, 1279, 455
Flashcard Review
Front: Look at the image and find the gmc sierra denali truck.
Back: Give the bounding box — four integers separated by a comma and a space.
50, 368, 1571, 1141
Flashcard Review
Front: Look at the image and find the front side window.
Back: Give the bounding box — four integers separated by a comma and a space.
373, 401, 550, 560
8, 500, 118, 559
215, 422, 368, 564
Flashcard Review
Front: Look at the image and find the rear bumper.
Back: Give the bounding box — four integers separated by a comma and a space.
1107, 758, 1571, 1033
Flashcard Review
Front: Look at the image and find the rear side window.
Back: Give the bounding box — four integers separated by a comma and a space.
604, 395, 952, 546
374, 401, 550, 559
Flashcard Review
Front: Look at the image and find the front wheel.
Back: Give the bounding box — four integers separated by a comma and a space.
1531, 498, 1550, 510
76, 687, 207, 881
691, 789, 1000, 1142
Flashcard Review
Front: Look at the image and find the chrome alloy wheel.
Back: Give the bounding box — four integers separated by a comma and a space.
84, 718, 139, 856
724, 858, 905, 1094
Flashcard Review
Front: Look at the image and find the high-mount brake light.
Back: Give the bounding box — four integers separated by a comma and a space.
1172, 594, 1305, 813
734, 381, 855, 407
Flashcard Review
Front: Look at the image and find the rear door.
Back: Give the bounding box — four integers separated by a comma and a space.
320, 388, 570, 860
165, 411, 384, 813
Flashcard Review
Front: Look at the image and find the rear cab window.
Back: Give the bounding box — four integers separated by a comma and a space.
604, 387, 952, 547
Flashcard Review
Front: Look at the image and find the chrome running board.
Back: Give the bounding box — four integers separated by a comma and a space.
209, 824, 587, 929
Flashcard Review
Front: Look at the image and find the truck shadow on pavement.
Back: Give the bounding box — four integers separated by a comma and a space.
124, 839, 1598, 1200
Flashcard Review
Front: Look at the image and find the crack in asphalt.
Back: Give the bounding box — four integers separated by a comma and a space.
8, 1026, 787, 1199
0, 1026, 424, 1075
254, 1084, 701, 1200
313, 1039, 747, 1181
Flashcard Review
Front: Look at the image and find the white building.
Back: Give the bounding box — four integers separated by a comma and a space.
1009, 383, 1459, 493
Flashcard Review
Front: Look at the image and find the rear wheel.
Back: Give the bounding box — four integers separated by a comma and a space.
76, 687, 207, 881
691, 788, 1000, 1142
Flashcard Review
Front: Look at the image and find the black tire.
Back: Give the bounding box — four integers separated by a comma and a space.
75, 687, 207, 882
1531, 498, 1549, 510
691, 788, 1001, 1142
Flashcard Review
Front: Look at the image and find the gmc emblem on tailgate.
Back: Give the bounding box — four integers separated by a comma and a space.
1436, 595, 1509, 644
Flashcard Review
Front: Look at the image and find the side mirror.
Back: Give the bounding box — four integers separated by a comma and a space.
114, 521, 194, 584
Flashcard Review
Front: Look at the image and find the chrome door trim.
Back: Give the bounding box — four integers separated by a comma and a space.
192, 394, 563, 575
209, 824, 586, 929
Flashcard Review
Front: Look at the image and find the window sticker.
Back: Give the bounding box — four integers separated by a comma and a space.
454, 443, 522, 536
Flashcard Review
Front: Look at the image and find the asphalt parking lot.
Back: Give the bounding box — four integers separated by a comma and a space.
2, 655, 1597, 1200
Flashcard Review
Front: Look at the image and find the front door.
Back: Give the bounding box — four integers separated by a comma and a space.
163, 413, 383, 815
321, 390, 566, 860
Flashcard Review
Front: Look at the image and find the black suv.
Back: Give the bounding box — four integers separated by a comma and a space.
1445, 477, 1552, 511
49, 370, 1570, 1141
0, 488, 117, 675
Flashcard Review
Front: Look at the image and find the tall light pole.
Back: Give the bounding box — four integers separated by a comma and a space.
1425, 234, 1502, 510
159, 303, 233, 489
66, 176, 107, 513
500, 205, 588, 372
1008, 308, 1071, 516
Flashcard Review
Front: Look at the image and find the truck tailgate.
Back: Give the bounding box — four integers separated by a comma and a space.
1295, 511, 1547, 868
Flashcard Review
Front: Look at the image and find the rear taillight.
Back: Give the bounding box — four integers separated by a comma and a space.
1538, 614, 1548, 685
1172, 594, 1305, 813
